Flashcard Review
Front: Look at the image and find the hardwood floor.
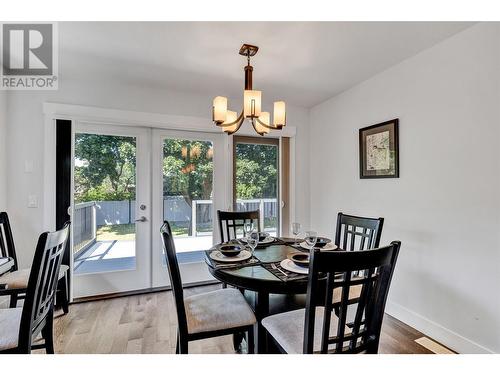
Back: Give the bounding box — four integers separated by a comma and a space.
37, 284, 442, 354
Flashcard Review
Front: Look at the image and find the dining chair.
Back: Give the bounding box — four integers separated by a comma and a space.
217, 210, 261, 243
0, 212, 70, 313
262, 241, 401, 354
335, 212, 384, 251
161, 221, 256, 354
0, 223, 70, 354
332, 212, 385, 306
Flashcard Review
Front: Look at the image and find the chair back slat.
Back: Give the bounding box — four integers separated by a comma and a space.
0, 212, 18, 270
217, 210, 261, 243
18, 222, 70, 351
303, 241, 401, 354
160, 221, 189, 339
335, 212, 384, 251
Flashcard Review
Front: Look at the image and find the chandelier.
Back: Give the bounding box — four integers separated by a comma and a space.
212, 44, 286, 136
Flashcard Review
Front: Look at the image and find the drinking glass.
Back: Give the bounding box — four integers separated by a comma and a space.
305, 230, 318, 251
244, 222, 254, 238
291, 222, 301, 246
247, 230, 259, 258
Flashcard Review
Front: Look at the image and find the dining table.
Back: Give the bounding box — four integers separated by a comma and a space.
205, 237, 329, 354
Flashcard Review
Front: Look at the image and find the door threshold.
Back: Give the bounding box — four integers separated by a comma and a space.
72, 279, 222, 304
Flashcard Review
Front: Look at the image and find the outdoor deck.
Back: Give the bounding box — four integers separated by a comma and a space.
74, 235, 214, 274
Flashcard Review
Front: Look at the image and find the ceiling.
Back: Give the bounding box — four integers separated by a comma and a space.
59, 22, 474, 108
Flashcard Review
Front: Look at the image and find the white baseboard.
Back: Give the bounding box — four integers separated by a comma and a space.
386, 301, 494, 354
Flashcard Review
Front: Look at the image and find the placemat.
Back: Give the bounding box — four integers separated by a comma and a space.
261, 262, 309, 282
205, 249, 261, 270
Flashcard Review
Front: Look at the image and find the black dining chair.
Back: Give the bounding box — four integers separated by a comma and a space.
335, 212, 384, 252
216, 209, 261, 295
262, 241, 401, 354
0, 212, 70, 313
0, 222, 70, 354
217, 210, 261, 243
331, 212, 385, 306
161, 221, 256, 354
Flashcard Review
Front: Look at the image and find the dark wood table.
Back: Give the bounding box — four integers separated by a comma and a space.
206, 240, 311, 353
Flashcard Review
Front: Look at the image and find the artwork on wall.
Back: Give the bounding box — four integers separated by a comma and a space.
359, 119, 399, 179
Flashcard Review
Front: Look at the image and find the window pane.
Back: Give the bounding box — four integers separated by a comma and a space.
235, 141, 279, 236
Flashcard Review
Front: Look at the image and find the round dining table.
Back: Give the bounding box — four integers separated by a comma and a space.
205, 238, 313, 354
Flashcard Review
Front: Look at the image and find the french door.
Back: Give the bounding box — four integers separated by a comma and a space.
72, 123, 151, 298
151, 129, 228, 287
71, 124, 226, 297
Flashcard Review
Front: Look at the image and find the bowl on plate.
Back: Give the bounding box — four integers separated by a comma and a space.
258, 232, 270, 242
313, 237, 331, 248
288, 252, 310, 268
219, 244, 243, 257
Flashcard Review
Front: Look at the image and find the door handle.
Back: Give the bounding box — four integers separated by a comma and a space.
135, 216, 147, 222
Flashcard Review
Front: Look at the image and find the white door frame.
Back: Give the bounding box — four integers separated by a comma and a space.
151, 128, 229, 288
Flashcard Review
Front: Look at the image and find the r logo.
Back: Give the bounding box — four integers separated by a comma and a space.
2, 24, 53, 75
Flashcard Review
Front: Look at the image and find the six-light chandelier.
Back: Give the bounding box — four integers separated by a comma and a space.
212, 44, 286, 136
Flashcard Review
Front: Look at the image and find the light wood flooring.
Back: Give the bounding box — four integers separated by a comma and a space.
36, 284, 444, 354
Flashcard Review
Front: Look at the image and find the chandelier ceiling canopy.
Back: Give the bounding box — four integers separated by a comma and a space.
212, 44, 286, 136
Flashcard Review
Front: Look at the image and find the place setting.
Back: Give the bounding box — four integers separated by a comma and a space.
288, 223, 337, 250
263, 230, 330, 281
206, 223, 268, 270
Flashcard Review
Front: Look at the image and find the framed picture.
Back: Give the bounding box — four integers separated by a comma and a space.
359, 119, 399, 179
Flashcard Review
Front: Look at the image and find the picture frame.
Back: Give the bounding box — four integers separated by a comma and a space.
359, 118, 399, 179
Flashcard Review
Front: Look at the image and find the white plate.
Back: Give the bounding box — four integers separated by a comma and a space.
299, 242, 337, 251
280, 259, 309, 275
240, 236, 275, 245
209, 249, 252, 263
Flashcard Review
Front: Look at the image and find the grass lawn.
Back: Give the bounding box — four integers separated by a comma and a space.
96, 223, 190, 241
97, 224, 136, 241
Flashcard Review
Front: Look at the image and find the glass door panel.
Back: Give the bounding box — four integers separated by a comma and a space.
163, 138, 214, 256
73, 134, 137, 274
233, 136, 280, 237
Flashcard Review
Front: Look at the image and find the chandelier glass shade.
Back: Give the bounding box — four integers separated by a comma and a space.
212, 44, 286, 136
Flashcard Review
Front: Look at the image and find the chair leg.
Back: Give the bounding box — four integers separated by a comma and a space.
60, 273, 69, 314
176, 332, 188, 354
42, 311, 55, 354
246, 327, 254, 354
179, 338, 188, 354
9, 293, 18, 308
233, 332, 244, 353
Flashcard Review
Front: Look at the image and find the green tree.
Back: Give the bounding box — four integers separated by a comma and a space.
163, 139, 214, 201
234, 143, 277, 199
75, 135, 278, 206
74, 134, 136, 203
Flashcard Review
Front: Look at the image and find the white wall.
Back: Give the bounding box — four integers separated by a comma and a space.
309, 23, 500, 353
0, 91, 6, 211
6, 78, 310, 268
